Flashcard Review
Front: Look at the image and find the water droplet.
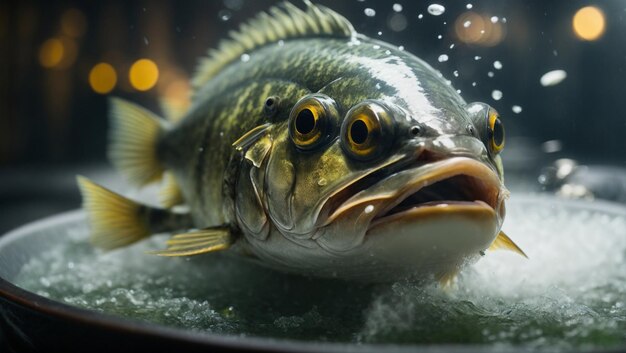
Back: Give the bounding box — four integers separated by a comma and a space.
427, 4, 445, 16
512, 105, 523, 114
385, 50, 391, 55
437, 34, 443, 39
474, 55, 482, 60
540, 69, 567, 86
491, 90, 503, 101
218, 9, 232, 21
364, 8, 376, 17
438, 54, 449, 62
418, 13, 424, 19
453, 70, 459, 77
317, 178, 328, 187
541, 140, 562, 153
372, 44, 380, 49
490, 16, 499, 23
487, 71, 495, 77
393, 3, 403, 12
493, 60, 503, 70
364, 205, 375, 214
456, 89, 462, 94
449, 43, 455, 49
466, 3, 473, 9
472, 81, 477, 87
398, 45, 405, 51
463, 20, 472, 28
377, 31, 383, 36
240, 53, 250, 62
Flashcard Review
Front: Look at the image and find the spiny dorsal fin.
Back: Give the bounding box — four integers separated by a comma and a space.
191, 1, 356, 91
488, 231, 528, 258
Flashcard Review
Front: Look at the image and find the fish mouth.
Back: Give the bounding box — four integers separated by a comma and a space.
320, 157, 506, 230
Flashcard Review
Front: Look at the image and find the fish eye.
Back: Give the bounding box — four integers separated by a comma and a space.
488, 109, 505, 154
341, 102, 394, 161
289, 94, 339, 150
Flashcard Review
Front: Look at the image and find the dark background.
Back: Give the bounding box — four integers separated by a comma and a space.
0, 0, 625, 231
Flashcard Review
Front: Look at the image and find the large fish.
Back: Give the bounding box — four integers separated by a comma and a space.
78, 1, 525, 283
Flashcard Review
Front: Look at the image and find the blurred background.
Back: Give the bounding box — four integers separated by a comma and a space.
1, 0, 625, 233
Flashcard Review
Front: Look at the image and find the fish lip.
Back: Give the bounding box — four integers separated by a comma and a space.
321, 157, 505, 228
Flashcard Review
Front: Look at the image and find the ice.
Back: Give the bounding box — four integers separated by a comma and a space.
11, 195, 626, 350
427, 4, 445, 16
364, 8, 376, 17
540, 69, 567, 86
437, 54, 449, 62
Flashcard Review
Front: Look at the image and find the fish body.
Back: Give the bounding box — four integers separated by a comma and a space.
78, 2, 524, 282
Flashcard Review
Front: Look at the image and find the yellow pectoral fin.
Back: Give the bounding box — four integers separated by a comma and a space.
148, 227, 233, 257
488, 231, 528, 258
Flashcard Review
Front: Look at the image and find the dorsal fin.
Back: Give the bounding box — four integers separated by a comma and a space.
191, 1, 356, 91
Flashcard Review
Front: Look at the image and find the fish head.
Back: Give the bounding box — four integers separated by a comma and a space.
241, 42, 508, 278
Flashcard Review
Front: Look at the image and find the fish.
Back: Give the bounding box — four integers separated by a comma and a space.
77, 1, 526, 283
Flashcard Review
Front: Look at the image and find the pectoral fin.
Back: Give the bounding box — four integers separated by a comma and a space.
149, 226, 233, 257
488, 231, 528, 258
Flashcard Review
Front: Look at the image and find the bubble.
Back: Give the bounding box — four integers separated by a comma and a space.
512, 105, 523, 114
491, 90, 503, 100
427, 4, 445, 16
487, 71, 494, 77
463, 20, 472, 28
466, 4, 473, 9
449, 44, 455, 49
474, 56, 482, 60
540, 70, 567, 87
490, 16, 499, 23
218, 9, 232, 21
472, 82, 477, 87
364, 205, 375, 214
393, 3, 403, 12
438, 54, 449, 62
240, 53, 250, 62
418, 13, 424, 19
453, 70, 459, 77
493, 61, 503, 70
364, 8, 376, 17
437, 34, 443, 39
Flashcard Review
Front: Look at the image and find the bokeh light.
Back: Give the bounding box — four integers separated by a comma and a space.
61, 9, 87, 38
89, 63, 117, 94
454, 12, 505, 47
39, 38, 64, 68
573, 6, 605, 41
129, 59, 159, 91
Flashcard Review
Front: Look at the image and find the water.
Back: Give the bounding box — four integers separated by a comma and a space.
12, 195, 626, 350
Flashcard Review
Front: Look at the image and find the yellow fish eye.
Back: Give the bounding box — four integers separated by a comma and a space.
488, 109, 505, 154
289, 95, 338, 150
341, 102, 394, 161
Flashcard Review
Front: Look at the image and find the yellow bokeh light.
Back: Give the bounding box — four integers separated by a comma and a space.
573, 6, 605, 41
89, 63, 117, 94
39, 38, 64, 68
129, 59, 159, 91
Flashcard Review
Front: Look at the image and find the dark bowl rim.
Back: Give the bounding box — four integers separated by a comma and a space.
1, 197, 626, 353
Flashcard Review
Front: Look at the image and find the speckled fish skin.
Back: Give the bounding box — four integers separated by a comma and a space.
155, 32, 507, 281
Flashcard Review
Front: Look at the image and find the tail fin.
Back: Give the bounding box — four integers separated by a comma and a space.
77, 176, 150, 249
108, 97, 166, 186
